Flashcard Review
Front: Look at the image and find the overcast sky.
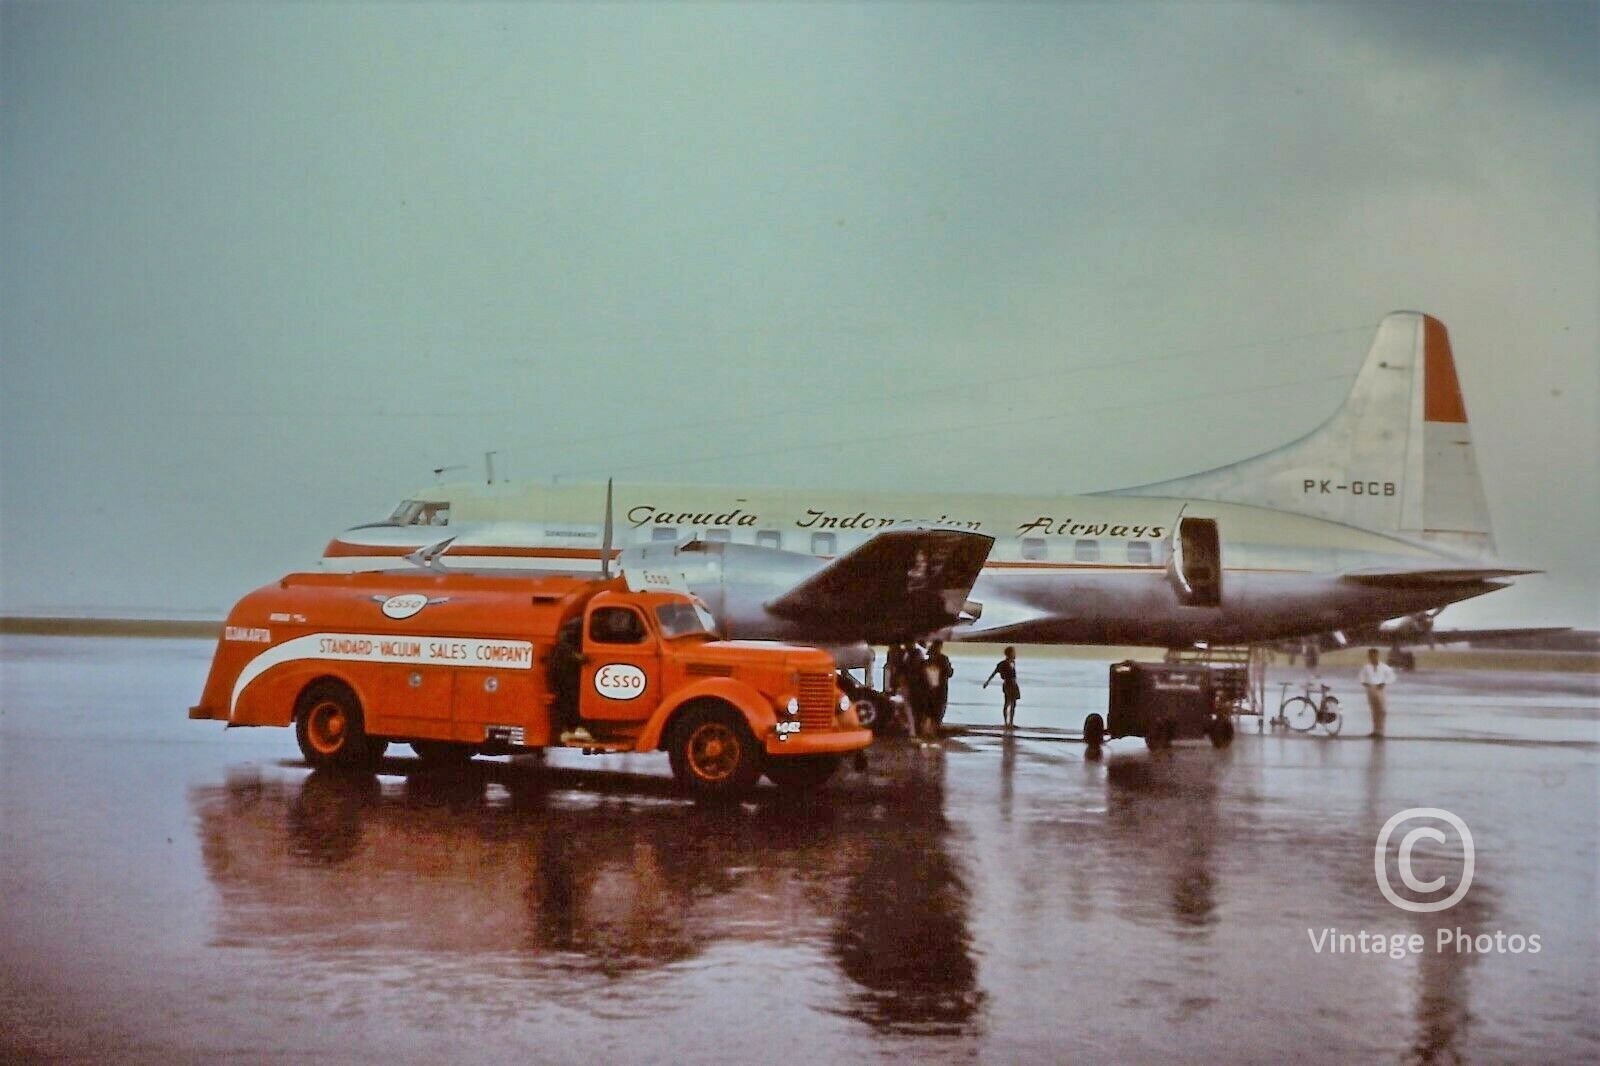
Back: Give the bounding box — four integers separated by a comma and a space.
3, 2, 1596, 626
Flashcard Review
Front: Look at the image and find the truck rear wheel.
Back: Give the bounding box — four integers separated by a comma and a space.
763, 754, 840, 792
668, 703, 763, 796
295, 681, 381, 769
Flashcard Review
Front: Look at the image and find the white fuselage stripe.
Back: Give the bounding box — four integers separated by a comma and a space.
229, 633, 533, 716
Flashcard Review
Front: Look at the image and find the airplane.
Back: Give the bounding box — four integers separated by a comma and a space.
323, 311, 1533, 657
1274, 610, 1572, 671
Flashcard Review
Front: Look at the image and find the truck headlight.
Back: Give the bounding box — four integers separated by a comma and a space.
838, 695, 851, 713
785, 697, 800, 716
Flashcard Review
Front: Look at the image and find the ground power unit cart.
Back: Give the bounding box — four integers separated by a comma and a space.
1083, 660, 1237, 755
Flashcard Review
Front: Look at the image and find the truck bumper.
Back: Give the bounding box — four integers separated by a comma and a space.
764, 727, 873, 757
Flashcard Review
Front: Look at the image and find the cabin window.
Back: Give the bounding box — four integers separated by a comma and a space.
1074, 539, 1101, 562
651, 526, 679, 542
810, 531, 837, 555
705, 528, 731, 542
1020, 537, 1048, 561
756, 530, 782, 549
1127, 540, 1153, 565
589, 607, 647, 645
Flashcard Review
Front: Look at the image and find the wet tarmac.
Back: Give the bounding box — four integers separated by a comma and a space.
2, 636, 1597, 1063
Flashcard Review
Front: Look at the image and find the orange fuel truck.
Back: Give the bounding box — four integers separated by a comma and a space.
190, 570, 871, 795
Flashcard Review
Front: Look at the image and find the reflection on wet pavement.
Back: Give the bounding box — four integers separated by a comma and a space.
197, 747, 983, 1037
2, 636, 1596, 1062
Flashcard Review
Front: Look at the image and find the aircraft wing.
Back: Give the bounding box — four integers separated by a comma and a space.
1279, 624, 1572, 653
1339, 566, 1536, 587
765, 528, 994, 642
1420, 626, 1572, 646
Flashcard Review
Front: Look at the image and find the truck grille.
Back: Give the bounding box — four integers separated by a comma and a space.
797, 672, 837, 730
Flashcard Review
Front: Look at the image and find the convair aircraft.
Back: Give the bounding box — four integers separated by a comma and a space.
325, 312, 1531, 650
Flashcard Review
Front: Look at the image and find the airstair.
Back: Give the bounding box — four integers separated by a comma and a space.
1162, 645, 1268, 722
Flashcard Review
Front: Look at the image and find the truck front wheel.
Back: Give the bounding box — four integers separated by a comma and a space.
764, 754, 840, 792
668, 703, 763, 796
295, 681, 382, 769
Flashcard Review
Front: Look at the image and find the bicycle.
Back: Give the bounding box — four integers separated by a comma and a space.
1270, 681, 1343, 736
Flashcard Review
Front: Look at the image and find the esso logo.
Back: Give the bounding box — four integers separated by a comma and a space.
381, 594, 428, 620
594, 663, 648, 700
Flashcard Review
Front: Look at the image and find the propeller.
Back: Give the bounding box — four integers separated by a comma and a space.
600, 478, 614, 580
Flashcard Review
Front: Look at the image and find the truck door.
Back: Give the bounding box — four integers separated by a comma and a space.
580, 603, 663, 723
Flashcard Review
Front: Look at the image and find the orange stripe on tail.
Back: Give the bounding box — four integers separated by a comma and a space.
1423, 314, 1467, 424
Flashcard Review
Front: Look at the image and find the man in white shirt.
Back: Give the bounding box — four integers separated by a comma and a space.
1358, 648, 1398, 738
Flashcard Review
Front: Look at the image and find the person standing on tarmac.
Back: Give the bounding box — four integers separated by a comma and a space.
924, 640, 954, 736
885, 643, 907, 697
1358, 647, 1396, 738
902, 641, 931, 736
983, 646, 1021, 729
546, 617, 593, 745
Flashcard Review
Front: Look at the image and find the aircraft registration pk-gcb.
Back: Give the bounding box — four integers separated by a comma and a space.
324, 312, 1533, 653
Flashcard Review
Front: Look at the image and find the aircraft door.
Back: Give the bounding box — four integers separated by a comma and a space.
1166, 516, 1223, 607
579, 604, 664, 723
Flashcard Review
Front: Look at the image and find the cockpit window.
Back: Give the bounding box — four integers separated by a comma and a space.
388, 500, 451, 527
655, 602, 714, 639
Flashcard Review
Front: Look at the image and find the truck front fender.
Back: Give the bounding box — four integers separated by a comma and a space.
639, 678, 777, 751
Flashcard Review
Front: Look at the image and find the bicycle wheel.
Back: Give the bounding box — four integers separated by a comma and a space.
1321, 698, 1343, 736
1283, 696, 1318, 732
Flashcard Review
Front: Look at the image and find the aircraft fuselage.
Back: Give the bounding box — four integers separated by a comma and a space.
327, 482, 1515, 649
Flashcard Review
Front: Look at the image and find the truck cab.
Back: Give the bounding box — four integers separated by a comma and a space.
191, 571, 871, 795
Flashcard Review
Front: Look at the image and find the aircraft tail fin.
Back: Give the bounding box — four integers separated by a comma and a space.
1104, 311, 1497, 556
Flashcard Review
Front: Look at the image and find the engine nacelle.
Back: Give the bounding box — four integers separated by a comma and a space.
620, 533, 991, 645
620, 539, 814, 636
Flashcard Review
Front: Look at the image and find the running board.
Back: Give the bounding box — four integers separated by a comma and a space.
558, 740, 636, 754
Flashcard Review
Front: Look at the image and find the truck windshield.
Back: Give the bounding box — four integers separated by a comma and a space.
655, 602, 714, 639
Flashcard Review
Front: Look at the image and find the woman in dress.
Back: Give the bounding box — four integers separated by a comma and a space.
983, 646, 1021, 728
